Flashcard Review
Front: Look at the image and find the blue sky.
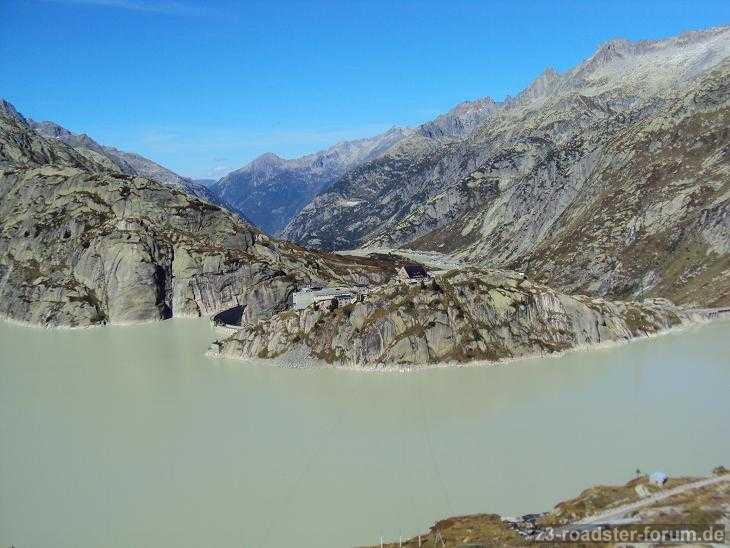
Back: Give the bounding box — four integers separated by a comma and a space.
1, 1, 729, 179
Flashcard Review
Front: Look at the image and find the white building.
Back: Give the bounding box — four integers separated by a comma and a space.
292, 287, 358, 310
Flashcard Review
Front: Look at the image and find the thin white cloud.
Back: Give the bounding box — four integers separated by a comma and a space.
41, 0, 212, 16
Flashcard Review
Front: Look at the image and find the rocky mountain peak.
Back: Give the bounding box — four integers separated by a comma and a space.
570, 26, 730, 88
512, 67, 563, 104
29, 120, 73, 138
419, 96, 499, 139
568, 38, 636, 80
449, 96, 499, 116
386, 125, 404, 133
75, 133, 99, 147
249, 152, 285, 169
0, 99, 27, 124
591, 38, 633, 64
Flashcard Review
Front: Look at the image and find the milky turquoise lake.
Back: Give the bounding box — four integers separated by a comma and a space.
1, 318, 728, 547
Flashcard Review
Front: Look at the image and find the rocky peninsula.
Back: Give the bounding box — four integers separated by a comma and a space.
210, 267, 695, 368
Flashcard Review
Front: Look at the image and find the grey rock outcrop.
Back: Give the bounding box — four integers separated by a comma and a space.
0, 103, 393, 327
418, 97, 500, 139
210, 268, 690, 367
28, 118, 235, 214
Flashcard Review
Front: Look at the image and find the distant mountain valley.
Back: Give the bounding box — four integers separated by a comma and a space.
211, 98, 500, 234
211, 126, 413, 234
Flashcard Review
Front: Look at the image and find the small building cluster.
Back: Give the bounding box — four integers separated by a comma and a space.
292, 286, 360, 310
291, 263, 430, 311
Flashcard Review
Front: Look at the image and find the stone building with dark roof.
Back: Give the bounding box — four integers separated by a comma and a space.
397, 264, 429, 281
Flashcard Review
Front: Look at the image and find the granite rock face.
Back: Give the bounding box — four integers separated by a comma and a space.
211, 268, 690, 367
0, 103, 392, 327
282, 27, 730, 307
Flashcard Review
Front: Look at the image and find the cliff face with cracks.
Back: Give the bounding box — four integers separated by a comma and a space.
211, 268, 691, 367
0, 101, 392, 327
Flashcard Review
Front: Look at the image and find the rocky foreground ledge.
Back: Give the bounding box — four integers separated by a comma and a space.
210, 268, 695, 368
371, 467, 730, 547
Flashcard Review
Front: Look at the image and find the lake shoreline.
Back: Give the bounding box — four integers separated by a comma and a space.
2, 307, 725, 374
208, 312, 724, 373
3, 314, 729, 547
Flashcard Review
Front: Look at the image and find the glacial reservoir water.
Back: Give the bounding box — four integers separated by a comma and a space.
1, 318, 728, 548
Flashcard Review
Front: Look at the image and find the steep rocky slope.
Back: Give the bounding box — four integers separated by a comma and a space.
283, 27, 730, 307
212, 127, 412, 234
217, 97, 499, 236
0, 102, 392, 327
211, 268, 690, 367
418, 97, 499, 138
280, 98, 501, 247
28, 116, 229, 211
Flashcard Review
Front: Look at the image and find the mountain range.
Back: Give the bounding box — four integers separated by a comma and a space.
1, 24, 727, 333
281, 26, 730, 307
211, 126, 412, 234
211, 98, 501, 234
20, 100, 501, 237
